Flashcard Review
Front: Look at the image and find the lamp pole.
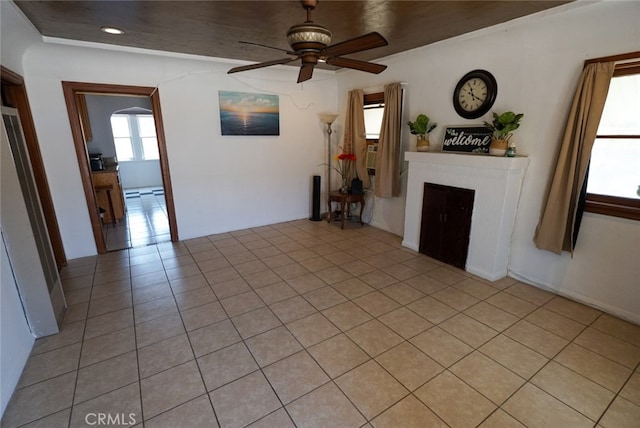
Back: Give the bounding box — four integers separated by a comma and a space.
319, 113, 338, 218
326, 121, 334, 192
318, 113, 338, 219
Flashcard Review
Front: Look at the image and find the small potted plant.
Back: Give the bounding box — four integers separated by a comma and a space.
408, 114, 437, 152
484, 111, 524, 156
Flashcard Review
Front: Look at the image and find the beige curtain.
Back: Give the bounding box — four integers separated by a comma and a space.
533, 62, 615, 254
375, 82, 402, 197
343, 89, 368, 187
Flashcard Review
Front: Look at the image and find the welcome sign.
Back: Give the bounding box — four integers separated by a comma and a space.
442, 126, 492, 154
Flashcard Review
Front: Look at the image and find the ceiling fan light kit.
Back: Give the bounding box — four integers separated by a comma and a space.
228, 0, 388, 83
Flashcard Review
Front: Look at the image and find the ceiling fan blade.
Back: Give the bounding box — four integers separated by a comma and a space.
228, 57, 297, 74
325, 57, 387, 74
297, 64, 315, 83
323, 32, 388, 58
239, 41, 296, 56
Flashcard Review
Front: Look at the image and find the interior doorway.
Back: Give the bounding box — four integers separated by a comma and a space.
62, 82, 178, 253
85, 95, 169, 251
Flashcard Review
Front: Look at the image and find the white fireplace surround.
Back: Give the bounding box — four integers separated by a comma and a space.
403, 152, 530, 281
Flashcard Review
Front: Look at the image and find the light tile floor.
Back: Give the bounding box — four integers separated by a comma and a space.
3, 219, 640, 427
103, 187, 170, 252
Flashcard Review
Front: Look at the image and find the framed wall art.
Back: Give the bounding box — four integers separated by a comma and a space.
218, 91, 280, 136
442, 125, 492, 154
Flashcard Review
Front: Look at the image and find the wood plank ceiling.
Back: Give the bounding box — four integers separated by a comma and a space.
15, 1, 570, 69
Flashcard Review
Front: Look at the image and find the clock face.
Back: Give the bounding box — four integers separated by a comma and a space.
457, 78, 488, 112
453, 70, 497, 119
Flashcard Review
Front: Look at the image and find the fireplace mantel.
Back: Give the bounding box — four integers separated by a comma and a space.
403, 152, 530, 281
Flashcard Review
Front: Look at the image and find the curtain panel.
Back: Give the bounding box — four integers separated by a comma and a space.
533, 62, 615, 254
342, 89, 368, 187
374, 82, 403, 198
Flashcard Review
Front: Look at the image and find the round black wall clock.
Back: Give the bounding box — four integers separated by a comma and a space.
453, 69, 497, 119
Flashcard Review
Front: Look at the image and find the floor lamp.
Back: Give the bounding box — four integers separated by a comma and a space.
319, 113, 338, 216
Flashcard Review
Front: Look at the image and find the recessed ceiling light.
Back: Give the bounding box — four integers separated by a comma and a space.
100, 26, 124, 35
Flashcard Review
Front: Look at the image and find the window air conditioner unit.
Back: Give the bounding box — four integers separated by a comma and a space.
366, 144, 377, 174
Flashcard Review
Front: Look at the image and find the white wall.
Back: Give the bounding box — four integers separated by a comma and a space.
0, 233, 34, 416
0, 1, 40, 74
1, 3, 44, 417
118, 161, 162, 189
335, 1, 640, 323
21, 42, 338, 257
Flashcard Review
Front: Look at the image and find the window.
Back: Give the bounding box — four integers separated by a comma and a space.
138, 115, 159, 160
110, 115, 134, 161
110, 114, 159, 161
364, 92, 384, 174
585, 63, 640, 220
364, 92, 384, 141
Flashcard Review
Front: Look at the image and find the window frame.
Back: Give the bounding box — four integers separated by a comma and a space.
584, 61, 640, 221
111, 113, 159, 162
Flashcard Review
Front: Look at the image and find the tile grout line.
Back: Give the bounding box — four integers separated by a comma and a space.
128, 248, 148, 427
493, 311, 618, 426
63, 256, 99, 427
215, 229, 479, 425
210, 230, 333, 427
594, 358, 640, 427
153, 237, 251, 426
221, 225, 378, 425
396, 275, 596, 426
13, 220, 640, 427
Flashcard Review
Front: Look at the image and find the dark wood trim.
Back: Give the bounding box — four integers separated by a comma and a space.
62, 82, 105, 252
596, 135, 640, 139
75, 93, 93, 142
150, 91, 178, 241
584, 51, 640, 66
61, 81, 178, 253
585, 194, 640, 221
364, 92, 384, 105
614, 61, 640, 77
1, 66, 68, 268
0, 66, 23, 85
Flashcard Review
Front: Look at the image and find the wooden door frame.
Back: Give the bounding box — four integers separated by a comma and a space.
1, 66, 67, 268
61, 81, 178, 253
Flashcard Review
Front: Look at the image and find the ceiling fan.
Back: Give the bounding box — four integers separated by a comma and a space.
227, 0, 388, 83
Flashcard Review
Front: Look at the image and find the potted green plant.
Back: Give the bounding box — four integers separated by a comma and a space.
408, 114, 437, 152
483, 111, 524, 156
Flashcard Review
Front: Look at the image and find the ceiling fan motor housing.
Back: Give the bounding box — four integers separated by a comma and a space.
286, 23, 331, 53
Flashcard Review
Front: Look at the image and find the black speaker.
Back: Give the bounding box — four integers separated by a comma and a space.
310, 175, 322, 221
350, 177, 363, 195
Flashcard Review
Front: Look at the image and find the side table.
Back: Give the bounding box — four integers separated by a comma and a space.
327, 191, 365, 229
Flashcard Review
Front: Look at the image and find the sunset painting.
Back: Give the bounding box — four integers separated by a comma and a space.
218, 91, 280, 136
